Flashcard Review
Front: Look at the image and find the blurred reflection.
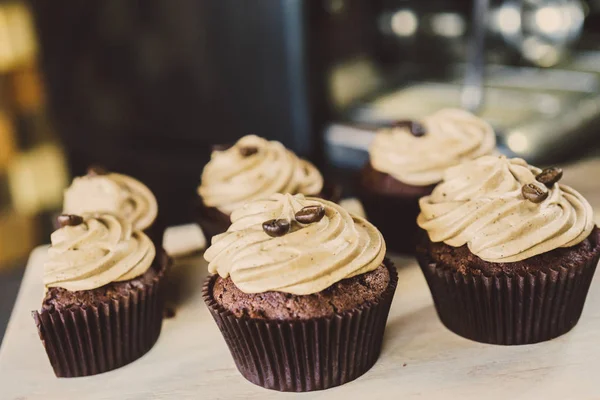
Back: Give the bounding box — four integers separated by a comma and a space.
0, 2, 66, 270
492, 0, 585, 66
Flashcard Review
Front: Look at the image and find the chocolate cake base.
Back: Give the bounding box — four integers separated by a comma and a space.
416, 227, 600, 345
197, 181, 343, 242
213, 264, 390, 320
32, 249, 171, 377
203, 260, 398, 392
357, 163, 434, 255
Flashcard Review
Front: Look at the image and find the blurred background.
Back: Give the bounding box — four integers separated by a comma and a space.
2, 0, 600, 341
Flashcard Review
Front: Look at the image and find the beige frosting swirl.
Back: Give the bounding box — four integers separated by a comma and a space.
44, 214, 156, 291
370, 108, 496, 186
198, 135, 324, 214
204, 193, 386, 295
63, 173, 158, 231
417, 155, 594, 262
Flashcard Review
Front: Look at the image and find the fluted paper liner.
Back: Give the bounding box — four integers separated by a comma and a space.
417, 249, 599, 345
32, 250, 171, 377
203, 260, 398, 392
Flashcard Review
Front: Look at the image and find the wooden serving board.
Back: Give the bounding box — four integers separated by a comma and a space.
2, 159, 600, 399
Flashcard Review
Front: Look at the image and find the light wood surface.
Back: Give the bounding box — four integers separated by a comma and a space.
2, 159, 600, 399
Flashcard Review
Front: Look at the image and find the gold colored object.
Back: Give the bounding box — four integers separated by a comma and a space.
0, 208, 35, 268
7, 144, 69, 215
0, 3, 56, 269
11, 65, 44, 112
0, 111, 15, 171
0, 3, 36, 73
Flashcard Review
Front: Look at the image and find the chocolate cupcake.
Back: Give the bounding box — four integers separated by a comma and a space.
203, 193, 397, 392
358, 109, 496, 254
197, 135, 340, 240
416, 155, 599, 345
32, 213, 170, 377
62, 167, 163, 245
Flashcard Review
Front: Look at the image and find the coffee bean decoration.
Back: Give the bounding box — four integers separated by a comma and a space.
295, 205, 325, 224
87, 165, 108, 176
57, 214, 84, 227
239, 146, 259, 157
522, 182, 548, 203
262, 219, 290, 237
164, 307, 176, 319
536, 167, 563, 187
394, 120, 426, 137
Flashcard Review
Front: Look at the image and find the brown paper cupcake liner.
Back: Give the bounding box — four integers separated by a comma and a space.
202, 260, 398, 392
417, 250, 599, 345
32, 250, 171, 377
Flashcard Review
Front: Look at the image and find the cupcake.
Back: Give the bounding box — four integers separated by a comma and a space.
202, 193, 397, 392
32, 213, 170, 377
62, 166, 163, 245
416, 155, 599, 345
197, 135, 340, 240
357, 109, 496, 254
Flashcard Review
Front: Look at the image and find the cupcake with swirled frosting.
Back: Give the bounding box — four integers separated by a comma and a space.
197, 135, 340, 240
202, 193, 397, 392
32, 213, 170, 377
416, 155, 600, 345
62, 167, 162, 244
358, 108, 496, 254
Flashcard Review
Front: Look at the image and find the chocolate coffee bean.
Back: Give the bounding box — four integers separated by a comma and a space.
87, 165, 108, 176
164, 307, 176, 319
262, 218, 290, 237
394, 120, 426, 137
536, 167, 563, 187
522, 182, 548, 203
239, 146, 258, 157
57, 214, 84, 227
295, 205, 325, 224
